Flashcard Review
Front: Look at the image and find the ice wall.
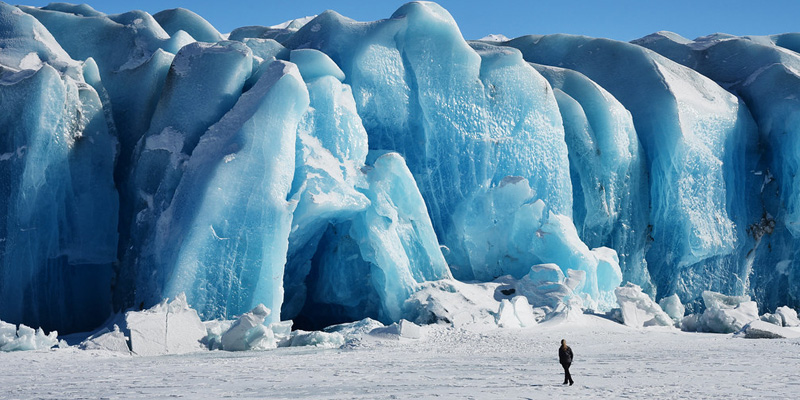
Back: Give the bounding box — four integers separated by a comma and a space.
503, 35, 759, 310
0, 3, 118, 333
4, 1, 800, 333
257, 3, 573, 283
632, 32, 800, 310
151, 61, 307, 322
529, 63, 651, 294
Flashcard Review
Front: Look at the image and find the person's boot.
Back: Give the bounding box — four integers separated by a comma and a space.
569, 380, 574, 386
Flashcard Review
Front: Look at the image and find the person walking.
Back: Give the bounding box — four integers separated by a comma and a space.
559, 339, 574, 385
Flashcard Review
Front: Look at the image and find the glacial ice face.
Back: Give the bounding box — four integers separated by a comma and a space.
350, 153, 452, 321
531, 63, 651, 294
18, 4, 191, 178
152, 61, 308, 323
632, 32, 800, 311
278, 48, 449, 328
0, 3, 118, 333
268, 3, 572, 283
117, 40, 254, 308
503, 34, 758, 310
6, 1, 800, 335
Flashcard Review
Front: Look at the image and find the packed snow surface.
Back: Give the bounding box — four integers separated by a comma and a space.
3, 315, 800, 399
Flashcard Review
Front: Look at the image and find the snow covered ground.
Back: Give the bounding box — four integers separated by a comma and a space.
2, 315, 798, 399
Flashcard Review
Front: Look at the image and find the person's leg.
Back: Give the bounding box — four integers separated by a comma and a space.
566, 365, 573, 385
562, 364, 569, 384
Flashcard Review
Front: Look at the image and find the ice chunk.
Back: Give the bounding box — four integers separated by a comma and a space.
125, 294, 206, 356
405, 279, 504, 331
776, 306, 800, 327
614, 283, 674, 328
220, 304, 274, 351
370, 319, 422, 339
289, 330, 345, 348
510, 296, 538, 327
515, 264, 578, 314
79, 325, 131, 354
659, 294, 686, 322
0, 321, 58, 352
324, 318, 385, 339
495, 299, 522, 328
683, 291, 759, 333
738, 320, 800, 339
760, 313, 783, 326
0, 321, 16, 348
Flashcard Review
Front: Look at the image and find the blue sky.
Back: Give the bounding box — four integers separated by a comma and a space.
17, 0, 800, 41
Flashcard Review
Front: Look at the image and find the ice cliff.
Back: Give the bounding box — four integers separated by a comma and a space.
0, 1, 798, 334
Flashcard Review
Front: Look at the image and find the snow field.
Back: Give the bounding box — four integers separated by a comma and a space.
2, 315, 799, 399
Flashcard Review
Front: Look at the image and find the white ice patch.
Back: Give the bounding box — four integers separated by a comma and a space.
480, 34, 510, 42
18, 52, 42, 70
145, 127, 184, 153
269, 15, 316, 30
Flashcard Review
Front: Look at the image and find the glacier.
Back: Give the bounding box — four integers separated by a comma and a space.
1, 1, 800, 336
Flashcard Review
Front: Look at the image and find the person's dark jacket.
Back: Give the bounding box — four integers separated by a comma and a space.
559, 345, 573, 366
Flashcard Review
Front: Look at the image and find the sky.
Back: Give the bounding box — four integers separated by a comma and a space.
16, 0, 800, 42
